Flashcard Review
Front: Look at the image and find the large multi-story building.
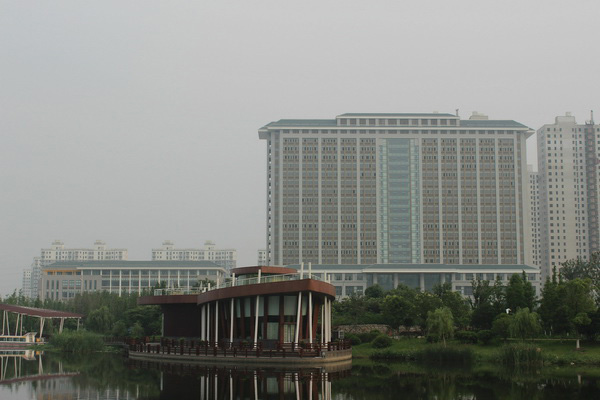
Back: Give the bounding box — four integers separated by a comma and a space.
21, 269, 32, 298
39, 260, 226, 301
528, 165, 541, 268
537, 113, 600, 280
25, 240, 128, 298
151, 240, 237, 271
259, 112, 534, 269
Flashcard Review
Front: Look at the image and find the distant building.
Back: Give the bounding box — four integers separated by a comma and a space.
536, 113, 600, 280
152, 240, 237, 271
22, 269, 32, 298
259, 112, 535, 268
26, 240, 128, 298
257, 249, 267, 265
39, 260, 226, 301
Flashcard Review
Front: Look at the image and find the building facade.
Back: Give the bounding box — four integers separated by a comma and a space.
257, 249, 267, 265
537, 113, 600, 280
152, 240, 237, 271
26, 240, 128, 298
528, 165, 541, 268
259, 112, 534, 268
39, 260, 226, 301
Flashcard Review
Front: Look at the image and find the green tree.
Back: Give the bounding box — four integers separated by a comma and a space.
365, 284, 385, 299
382, 293, 417, 330
86, 306, 114, 334
433, 283, 471, 329
470, 278, 505, 330
505, 273, 535, 312
426, 307, 454, 347
560, 253, 600, 304
492, 313, 513, 341
509, 308, 541, 341
130, 322, 145, 339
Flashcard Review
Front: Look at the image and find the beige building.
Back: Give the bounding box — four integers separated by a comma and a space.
152, 240, 237, 271
537, 113, 600, 280
259, 112, 534, 268
26, 240, 128, 298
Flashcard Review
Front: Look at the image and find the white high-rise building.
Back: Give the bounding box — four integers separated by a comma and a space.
537, 113, 600, 280
528, 165, 541, 268
259, 112, 535, 268
21, 269, 32, 298
257, 249, 267, 265
27, 240, 128, 298
152, 240, 237, 272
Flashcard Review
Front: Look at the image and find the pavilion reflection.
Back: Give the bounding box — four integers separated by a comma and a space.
131, 360, 352, 400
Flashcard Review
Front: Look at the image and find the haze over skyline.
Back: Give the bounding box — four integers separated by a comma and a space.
2, 1, 599, 296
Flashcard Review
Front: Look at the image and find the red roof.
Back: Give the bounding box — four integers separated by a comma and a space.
0, 304, 83, 319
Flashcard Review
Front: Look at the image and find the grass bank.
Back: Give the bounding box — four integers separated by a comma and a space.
352, 337, 600, 366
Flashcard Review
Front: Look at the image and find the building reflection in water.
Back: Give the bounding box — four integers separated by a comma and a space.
131, 359, 352, 400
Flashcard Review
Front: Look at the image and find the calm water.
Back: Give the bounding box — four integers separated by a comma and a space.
0, 351, 599, 399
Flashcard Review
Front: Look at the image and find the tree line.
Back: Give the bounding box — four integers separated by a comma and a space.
335, 262, 600, 342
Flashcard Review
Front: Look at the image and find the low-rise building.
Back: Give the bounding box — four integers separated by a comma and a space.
286, 263, 541, 299
40, 260, 227, 301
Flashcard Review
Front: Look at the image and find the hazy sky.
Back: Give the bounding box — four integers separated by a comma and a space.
1, 1, 599, 296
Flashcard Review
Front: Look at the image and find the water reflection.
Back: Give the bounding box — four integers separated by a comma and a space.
1, 352, 600, 399
130, 360, 352, 400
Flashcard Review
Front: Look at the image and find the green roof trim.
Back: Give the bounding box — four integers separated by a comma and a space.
45, 260, 224, 269
285, 263, 538, 271
339, 113, 457, 117
460, 120, 529, 128
265, 119, 337, 127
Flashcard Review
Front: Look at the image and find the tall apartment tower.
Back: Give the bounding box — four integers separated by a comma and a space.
537, 113, 600, 280
27, 240, 128, 298
151, 240, 237, 271
259, 112, 534, 267
528, 165, 541, 267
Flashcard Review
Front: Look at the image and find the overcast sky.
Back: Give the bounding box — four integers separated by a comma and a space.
1, 1, 599, 296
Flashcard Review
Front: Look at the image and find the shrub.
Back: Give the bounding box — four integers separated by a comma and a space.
455, 330, 477, 344
372, 334, 393, 349
49, 330, 105, 354
370, 349, 416, 361
345, 333, 362, 345
477, 330, 495, 345
499, 343, 543, 370
358, 330, 380, 343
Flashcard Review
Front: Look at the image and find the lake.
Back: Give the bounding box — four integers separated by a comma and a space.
0, 351, 599, 399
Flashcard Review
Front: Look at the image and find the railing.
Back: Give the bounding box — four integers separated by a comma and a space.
128, 338, 351, 359
153, 272, 326, 296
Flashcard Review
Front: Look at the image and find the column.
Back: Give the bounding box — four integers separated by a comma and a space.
419, 273, 425, 291
230, 298, 234, 347
207, 303, 211, 343
215, 301, 219, 345
253, 296, 260, 348
308, 292, 313, 344
320, 303, 324, 344
294, 292, 302, 345
201, 305, 206, 341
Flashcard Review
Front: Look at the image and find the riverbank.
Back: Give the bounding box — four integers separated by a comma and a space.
352, 338, 600, 366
